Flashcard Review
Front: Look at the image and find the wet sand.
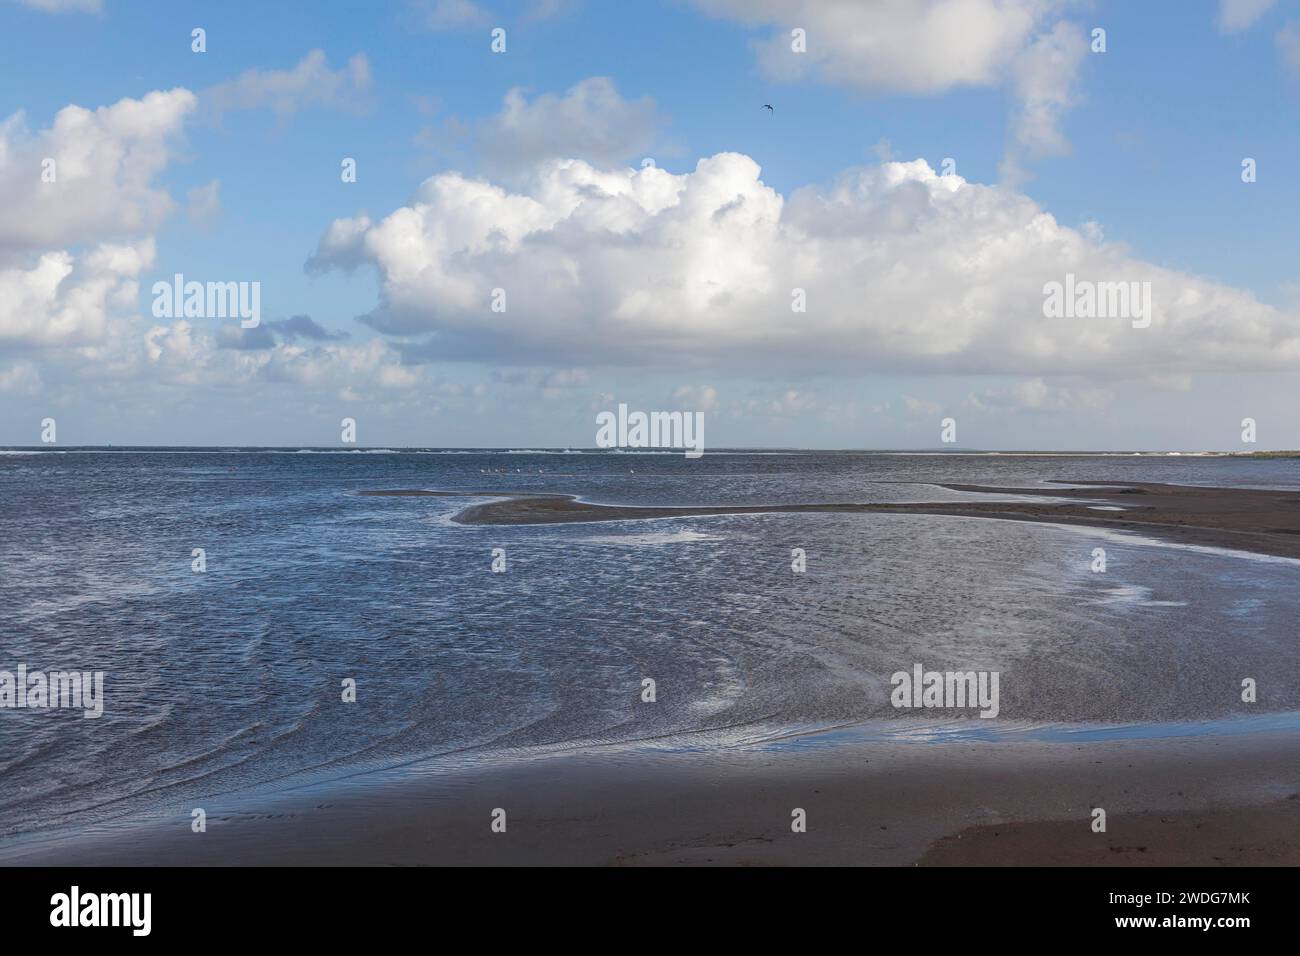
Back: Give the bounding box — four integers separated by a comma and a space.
920, 798, 1300, 866
3, 726, 1295, 866
358, 481, 1300, 561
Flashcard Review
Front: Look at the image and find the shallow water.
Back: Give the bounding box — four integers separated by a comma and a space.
1, 448, 1297, 839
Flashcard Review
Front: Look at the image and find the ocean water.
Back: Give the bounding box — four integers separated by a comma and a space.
1, 448, 1298, 841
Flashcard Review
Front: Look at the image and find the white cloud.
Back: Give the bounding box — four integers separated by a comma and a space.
903, 395, 942, 416
258, 338, 420, 392
309, 153, 1300, 377
1278, 19, 1300, 73
0, 240, 153, 347
186, 180, 221, 229
203, 50, 373, 119
0, 89, 194, 256
672, 384, 719, 412
410, 0, 575, 29
694, 0, 1051, 93
525, 0, 578, 20
413, 0, 492, 30
1002, 20, 1088, 183
0, 85, 436, 415
1147, 373, 1193, 392
141, 322, 423, 398
0, 88, 200, 395
752, 389, 816, 416
475, 77, 662, 174
692, 0, 1086, 179
491, 366, 590, 398
0, 361, 42, 395
1218, 0, 1276, 33
967, 377, 1112, 411
14, 0, 102, 12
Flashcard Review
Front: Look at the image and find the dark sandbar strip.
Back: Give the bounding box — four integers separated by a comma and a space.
362, 481, 1300, 560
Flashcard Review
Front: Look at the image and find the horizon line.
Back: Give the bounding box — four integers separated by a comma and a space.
3, 445, 1298, 456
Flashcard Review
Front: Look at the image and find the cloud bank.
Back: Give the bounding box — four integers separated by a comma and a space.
309, 152, 1300, 376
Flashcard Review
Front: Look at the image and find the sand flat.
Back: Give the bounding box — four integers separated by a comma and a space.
370, 481, 1300, 560
3, 725, 1295, 866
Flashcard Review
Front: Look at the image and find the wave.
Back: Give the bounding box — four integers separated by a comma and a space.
575, 530, 723, 546
504, 449, 583, 455
283, 448, 402, 455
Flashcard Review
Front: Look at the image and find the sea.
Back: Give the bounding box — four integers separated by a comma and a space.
1, 447, 1298, 843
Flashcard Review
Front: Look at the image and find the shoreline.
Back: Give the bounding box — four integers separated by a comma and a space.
357, 481, 1300, 561
3, 722, 1295, 866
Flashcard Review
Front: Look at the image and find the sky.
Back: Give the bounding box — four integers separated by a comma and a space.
2, 0, 1300, 450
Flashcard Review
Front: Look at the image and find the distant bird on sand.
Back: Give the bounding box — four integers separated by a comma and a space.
762, 104, 774, 112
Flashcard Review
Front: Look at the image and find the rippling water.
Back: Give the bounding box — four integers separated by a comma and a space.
1, 448, 1298, 839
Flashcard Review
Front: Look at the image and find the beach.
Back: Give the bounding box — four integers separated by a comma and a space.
3, 722, 1296, 866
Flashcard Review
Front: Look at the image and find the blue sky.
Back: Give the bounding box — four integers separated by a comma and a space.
2, 0, 1300, 449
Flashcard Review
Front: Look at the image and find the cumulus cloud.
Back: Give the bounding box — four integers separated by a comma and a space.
1218, 0, 1276, 33
475, 77, 662, 175
692, 0, 1086, 179
10, 301, 418, 408
144, 321, 420, 396
0, 87, 198, 386
0, 84, 428, 415
203, 50, 373, 119
0, 240, 153, 347
0, 90, 194, 256
256, 338, 420, 391
694, 0, 1049, 93
308, 153, 1300, 377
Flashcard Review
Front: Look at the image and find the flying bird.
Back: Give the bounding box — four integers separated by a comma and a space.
762, 104, 774, 112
